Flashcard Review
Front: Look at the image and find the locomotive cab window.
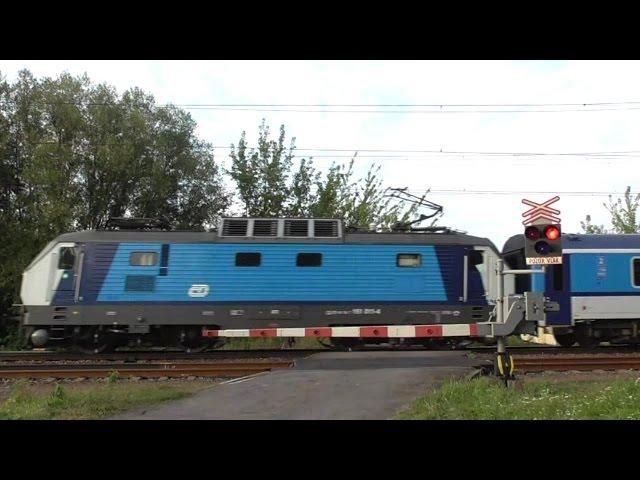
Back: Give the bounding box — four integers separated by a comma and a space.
297, 253, 322, 267
236, 252, 261, 267
468, 250, 484, 267
130, 252, 158, 266
397, 254, 422, 268
58, 247, 76, 270
633, 258, 640, 287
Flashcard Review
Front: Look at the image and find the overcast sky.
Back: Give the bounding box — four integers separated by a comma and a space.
2, 60, 639, 248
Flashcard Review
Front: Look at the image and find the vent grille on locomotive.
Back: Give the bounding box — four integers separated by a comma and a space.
218, 218, 342, 239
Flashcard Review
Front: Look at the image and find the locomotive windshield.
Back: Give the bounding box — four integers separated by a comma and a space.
58, 247, 76, 270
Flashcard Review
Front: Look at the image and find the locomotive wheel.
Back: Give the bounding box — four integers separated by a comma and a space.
554, 333, 577, 347
575, 333, 599, 348
573, 326, 600, 348
72, 327, 113, 354
177, 327, 214, 353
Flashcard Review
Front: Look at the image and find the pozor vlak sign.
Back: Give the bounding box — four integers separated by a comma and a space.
522, 196, 563, 265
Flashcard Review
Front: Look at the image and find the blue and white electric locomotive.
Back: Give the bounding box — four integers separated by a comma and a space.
19, 217, 502, 352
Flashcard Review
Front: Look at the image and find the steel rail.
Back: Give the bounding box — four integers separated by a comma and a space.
0, 349, 323, 363
0, 361, 295, 379
513, 355, 640, 372
467, 345, 640, 355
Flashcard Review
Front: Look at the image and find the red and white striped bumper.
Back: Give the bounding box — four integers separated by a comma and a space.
202, 324, 482, 339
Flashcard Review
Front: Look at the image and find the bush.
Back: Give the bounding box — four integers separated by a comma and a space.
0, 323, 27, 350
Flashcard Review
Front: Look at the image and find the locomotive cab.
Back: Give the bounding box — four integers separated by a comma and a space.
21, 240, 83, 347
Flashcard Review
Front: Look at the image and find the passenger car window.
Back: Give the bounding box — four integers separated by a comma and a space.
297, 253, 322, 267
397, 254, 422, 268
633, 258, 640, 287
58, 247, 76, 270
236, 252, 261, 267
130, 252, 158, 266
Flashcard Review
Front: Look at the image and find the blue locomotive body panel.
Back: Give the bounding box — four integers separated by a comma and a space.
64, 242, 480, 304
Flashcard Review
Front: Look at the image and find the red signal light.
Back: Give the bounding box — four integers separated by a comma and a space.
525, 226, 540, 240
544, 225, 560, 240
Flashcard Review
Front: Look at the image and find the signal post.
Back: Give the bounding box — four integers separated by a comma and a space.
489, 196, 563, 382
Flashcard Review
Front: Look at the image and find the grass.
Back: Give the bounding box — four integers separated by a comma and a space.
221, 337, 326, 350
396, 376, 640, 420
0, 380, 208, 420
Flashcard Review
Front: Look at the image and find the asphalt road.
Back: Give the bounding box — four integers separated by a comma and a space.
112, 350, 488, 420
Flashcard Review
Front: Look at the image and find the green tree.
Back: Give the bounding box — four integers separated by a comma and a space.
228, 120, 294, 217
310, 159, 354, 221
287, 157, 320, 217
582, 186, 640, 234
0, 69, 230, 334
580, 215, 606, 234
227, 121, 433, 229
607, 186, 640, 233
311, 156, 436, 231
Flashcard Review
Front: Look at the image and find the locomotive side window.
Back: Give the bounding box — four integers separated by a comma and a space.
633, 258, 640, 287
236, 252, 261, 267
397, 254, 422, 268
58, 247, 76, 270
297, 253, 322, 267
130, 252, 158, 266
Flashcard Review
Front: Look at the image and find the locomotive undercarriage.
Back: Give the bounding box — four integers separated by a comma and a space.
553, 320, 640, 347
24, 323, 474, 353
21, 303, 493, 352
23, 324, 225, 354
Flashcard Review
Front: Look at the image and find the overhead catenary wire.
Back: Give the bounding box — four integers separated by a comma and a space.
404, 189, 640, 197
7, 100, 640, 113
19, 141, 640, 159
177, 106, 640, 114
6, 100, 640, 107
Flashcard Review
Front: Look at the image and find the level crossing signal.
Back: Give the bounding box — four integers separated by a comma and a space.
521, 196, 562, 265
524, 223, 562, 264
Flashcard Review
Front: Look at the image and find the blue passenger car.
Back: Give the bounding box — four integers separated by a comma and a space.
20, 217, 501, 352
503, 233, 640, 346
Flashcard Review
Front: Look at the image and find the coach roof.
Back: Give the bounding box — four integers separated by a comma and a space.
52, 229, 497, 248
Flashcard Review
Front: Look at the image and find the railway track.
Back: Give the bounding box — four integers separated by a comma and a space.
0, 360, 295, 379
0, 344, 636, 363
467, 344, 640, 355
512, 354, 640, 373
0, 349, 324, 363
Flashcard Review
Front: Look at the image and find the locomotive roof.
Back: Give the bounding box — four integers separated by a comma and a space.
502, 233, 640, 254
52, 229, 498, 249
